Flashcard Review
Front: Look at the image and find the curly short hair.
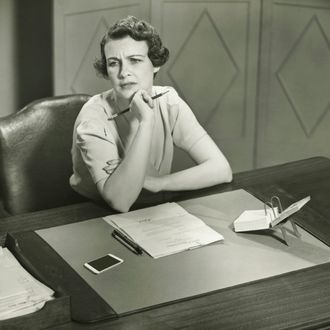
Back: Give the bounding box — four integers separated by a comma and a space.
94, 16, 169, 79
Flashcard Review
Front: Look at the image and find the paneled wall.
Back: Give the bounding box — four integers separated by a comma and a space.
53, 0, 330, 173
53, 0, 151, 95
256, 0, 330, 168
151, 0, 260, 171
0, 0, 18, 117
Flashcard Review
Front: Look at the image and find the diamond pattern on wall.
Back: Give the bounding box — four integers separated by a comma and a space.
276, 15, 330, 137
168, 9, 238, 124
71, 17, 111, 94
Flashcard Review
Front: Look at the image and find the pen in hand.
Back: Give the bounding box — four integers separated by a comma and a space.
108, 90, 169, 120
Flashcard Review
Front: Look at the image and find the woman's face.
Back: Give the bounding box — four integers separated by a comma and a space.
104, 36, 159, 104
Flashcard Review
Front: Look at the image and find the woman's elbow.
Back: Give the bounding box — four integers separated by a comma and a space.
98, 180, 135, 213
215, 159, 233, 183
100, 188, 133, 213
104, 195, 132, 213
223, 166, 233, 183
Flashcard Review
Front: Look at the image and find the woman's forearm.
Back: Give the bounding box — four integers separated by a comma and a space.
162, 159, 232, 191
144, 158, 232, 193
99, 121, 154, 212
146, 134, 233, 192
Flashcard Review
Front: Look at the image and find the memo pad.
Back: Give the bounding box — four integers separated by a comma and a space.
36, 189, 330, 318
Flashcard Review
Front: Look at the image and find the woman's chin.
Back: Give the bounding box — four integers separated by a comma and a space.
116, 89, 137, 101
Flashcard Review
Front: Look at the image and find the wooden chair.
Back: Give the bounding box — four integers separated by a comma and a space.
0, 94, 90, 216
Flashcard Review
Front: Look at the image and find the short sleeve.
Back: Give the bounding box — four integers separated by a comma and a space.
76, 119, 120, 183
169, 89, 207, 151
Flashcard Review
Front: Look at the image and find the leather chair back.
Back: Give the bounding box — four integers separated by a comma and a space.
0, 94, 90, 215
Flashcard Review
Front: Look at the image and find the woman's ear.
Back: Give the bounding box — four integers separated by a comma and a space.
153, 67, 160, 74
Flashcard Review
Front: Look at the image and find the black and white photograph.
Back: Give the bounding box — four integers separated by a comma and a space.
1, 0, 330, 329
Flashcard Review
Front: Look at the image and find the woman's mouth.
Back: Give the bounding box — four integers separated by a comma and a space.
120, 82, 137, 89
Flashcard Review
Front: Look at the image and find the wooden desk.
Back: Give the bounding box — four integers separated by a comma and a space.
1, 157, 330, 329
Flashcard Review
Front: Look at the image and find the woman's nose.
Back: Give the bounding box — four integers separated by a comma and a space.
119, 62, 130, 78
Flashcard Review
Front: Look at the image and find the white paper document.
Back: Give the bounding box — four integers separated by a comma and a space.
233, 196, 311, 232
104, 202, 224, 258
0, 247, 54, 320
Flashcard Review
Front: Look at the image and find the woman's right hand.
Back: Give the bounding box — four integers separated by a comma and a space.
130, 90, 155, 124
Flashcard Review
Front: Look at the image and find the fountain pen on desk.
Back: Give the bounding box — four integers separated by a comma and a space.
108, 90, 169, 120
112, 229, 143, 255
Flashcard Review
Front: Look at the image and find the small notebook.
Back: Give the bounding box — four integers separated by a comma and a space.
233, 196, 311, 232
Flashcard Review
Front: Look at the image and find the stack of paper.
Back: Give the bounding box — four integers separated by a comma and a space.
0, 247, 54, 320
104, 202, 224, 258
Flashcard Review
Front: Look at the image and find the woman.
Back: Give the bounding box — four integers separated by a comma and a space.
70, 16, 232, 213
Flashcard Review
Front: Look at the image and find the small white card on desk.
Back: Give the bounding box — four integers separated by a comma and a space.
233, 196, 311, 232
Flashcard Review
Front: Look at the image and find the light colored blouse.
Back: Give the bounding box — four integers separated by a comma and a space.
70, 86, 207, 201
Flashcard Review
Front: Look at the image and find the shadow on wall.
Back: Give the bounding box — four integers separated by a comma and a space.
15, 0, 53, 110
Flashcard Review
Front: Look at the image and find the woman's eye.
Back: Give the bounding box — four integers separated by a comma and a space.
130, 58, 142, 64
108, 61, 118, 67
